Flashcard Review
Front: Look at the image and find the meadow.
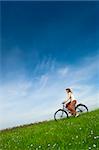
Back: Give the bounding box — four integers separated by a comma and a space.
0, 109, 99, 150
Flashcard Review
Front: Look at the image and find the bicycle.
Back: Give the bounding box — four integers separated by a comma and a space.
54, 103, 88, 121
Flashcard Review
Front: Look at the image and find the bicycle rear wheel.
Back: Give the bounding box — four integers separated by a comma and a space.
54, 109, 68, 121
75, 104, 88, 114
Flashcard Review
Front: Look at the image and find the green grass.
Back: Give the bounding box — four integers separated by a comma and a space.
0, 109, 99, 150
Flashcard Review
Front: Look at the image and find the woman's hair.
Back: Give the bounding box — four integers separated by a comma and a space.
66, 88, 72, 93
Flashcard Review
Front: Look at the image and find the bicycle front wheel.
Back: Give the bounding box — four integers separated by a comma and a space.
54, 109, 68, 121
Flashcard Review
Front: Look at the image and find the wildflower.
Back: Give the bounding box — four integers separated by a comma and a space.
96, 136, 99, 138
38, 145, 41, 148
93, 144, 96, 148
88, 147, 91, 149
79, 127, 82, 130
30, 144, 33, 147
76, 135, 78, 138
90, 130, 93, 134
52, 143, 56, 147
48, 144, 50, 147
94, 136, 99, 139
82, 141, 85, 144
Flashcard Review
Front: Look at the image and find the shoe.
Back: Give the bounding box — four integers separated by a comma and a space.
75, 113, 79, 117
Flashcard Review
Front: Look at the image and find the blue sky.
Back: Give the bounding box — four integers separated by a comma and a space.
1, 1, 99, 129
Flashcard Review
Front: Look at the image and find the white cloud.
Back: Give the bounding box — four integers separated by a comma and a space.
58, 67, 69, 77
0, 54, 99, 129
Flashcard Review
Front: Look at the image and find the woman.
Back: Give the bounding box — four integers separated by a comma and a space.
62, 88, 79, 117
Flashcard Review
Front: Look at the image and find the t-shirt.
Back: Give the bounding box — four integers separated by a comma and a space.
67, 92, 76, 103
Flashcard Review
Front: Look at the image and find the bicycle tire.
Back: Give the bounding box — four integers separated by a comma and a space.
54, 109, 68, 121
75, 104, 88, 114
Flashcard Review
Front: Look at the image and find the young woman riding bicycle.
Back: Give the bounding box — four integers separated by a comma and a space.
62, 88, 79, 117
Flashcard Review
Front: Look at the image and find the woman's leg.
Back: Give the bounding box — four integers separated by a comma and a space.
67, 100, 77, 116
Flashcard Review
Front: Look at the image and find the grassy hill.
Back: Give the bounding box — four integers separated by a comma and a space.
0, 109, 99, 150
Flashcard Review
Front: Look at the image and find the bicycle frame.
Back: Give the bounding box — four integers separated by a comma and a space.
63, 103, 88, 114
62, 104, 71, 114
